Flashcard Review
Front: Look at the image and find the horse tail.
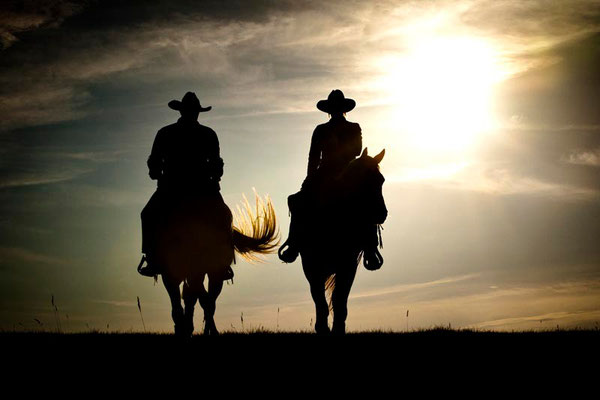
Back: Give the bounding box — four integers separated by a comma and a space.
232, 192, 280, 261
324, 251, 364, 310
325, 274, 336, 311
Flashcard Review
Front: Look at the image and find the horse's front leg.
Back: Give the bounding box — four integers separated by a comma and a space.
301, 254, 330, 334
162, 274, 184, 336
200, 271, 224, 335
310, 278, 330, 334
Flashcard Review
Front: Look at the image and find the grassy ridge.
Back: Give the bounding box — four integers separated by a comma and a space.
3, 327, 598, 351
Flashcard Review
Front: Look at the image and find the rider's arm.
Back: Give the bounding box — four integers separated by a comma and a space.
307, 127, 322, 177
350, 123, 362, 158
206, 129, 224, 181
147, 129, 165, 180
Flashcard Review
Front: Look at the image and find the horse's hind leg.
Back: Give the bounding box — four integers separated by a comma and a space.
162, 275, 185, 336
201, 271, 224, 335
182, 278, 200, 337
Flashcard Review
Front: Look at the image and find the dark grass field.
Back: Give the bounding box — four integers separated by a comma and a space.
3, 329, 598, 390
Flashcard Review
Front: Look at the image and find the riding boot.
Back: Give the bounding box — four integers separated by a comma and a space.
278, 192, 303, 263
278, 215, 300, 263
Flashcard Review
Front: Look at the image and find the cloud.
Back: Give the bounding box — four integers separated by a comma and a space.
457, 164, 599, 200
564, 147, 600, 167
0, 145, 125, 189
472, 310, 600, 330
1, 0, 599, 132
91, 299, 136, 308
0, 246, 75, 266
350, 273, 479, 300
0, 167, 93, 189
0, 87, 90, 131
0, 0, 86, 49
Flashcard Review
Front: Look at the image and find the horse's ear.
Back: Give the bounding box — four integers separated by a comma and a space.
374, 149, 385, 164
361, 148, 368, 158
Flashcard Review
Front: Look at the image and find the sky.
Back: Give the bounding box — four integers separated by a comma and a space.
1, 0, 599, 333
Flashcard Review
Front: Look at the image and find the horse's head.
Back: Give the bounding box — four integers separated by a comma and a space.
344, 148, 387, 225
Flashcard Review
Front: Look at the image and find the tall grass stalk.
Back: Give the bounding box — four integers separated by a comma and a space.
51, 294, 62, 333
137, 296, 146, 332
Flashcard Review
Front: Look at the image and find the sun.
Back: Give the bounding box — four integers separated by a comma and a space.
378, 36, 504, 153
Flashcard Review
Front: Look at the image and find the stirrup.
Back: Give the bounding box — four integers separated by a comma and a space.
278, 240, 299, 263
137, 255, 160, 277
363, 248, 384, 271
222, 265, 234, 281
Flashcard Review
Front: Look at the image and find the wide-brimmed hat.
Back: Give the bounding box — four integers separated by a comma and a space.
316, 90, 356, 113
168, 92, 212, 113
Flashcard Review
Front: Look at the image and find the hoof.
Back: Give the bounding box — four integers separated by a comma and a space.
332, 323, 346, 336
315, 322, 330, 335
204, 320, 219, 336
174, 323, 193, 338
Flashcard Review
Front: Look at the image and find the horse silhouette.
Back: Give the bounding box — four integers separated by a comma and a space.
299, 148, 387, 334
156, 193, 278, 336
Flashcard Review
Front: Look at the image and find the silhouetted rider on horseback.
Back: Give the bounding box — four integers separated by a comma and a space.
138, 92, 225, 277
279, 89, 362, 263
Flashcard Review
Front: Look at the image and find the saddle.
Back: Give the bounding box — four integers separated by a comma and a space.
287, 188, 384, 270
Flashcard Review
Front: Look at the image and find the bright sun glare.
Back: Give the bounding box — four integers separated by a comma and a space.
381, 36, 505, 153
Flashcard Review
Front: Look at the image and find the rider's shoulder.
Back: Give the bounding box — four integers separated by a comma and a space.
157, 122, 178, 134
197, 123, 216, 133
344, 119, 361, 130
196, 124, 218, 141
313, 122, 330, 133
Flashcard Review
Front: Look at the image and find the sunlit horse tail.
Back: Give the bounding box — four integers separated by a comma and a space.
232, 192, 280, 261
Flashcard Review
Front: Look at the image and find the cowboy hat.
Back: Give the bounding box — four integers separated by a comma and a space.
316, 89, 356, 113
168, 92, 212, 113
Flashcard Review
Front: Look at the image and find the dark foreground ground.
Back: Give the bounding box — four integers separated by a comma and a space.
3, 329, 598, 387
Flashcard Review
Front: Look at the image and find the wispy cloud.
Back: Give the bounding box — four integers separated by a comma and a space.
564, 148, 600, 167
457, 165, 600, 200
0, 0, 86, 49
471, 310, 600, 330
350, 273, 479, 300
91, 299, 136, 308
0, 246, 75, 266
0, 168, 94, 189
0, 146, 127, 189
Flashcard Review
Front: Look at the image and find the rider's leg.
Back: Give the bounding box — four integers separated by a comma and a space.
138, 191, 163, 276
278, 192, 303, 263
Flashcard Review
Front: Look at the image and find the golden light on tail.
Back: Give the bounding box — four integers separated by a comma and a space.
232, 191, 280, 261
